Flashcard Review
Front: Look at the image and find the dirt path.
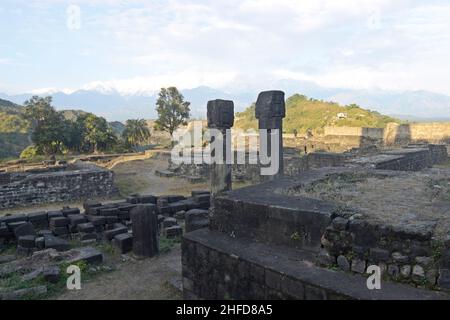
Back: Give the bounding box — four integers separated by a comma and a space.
56, 245, 183, 300
113, 153, 209, 197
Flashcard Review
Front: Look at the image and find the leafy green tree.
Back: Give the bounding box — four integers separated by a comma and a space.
83, 114, 117, 153
23, 96, 66, 155
122, 119, 151, 150
154, 87, 190, 136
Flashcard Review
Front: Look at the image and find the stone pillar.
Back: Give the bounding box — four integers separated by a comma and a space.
255, 90, 286, 179
207, 99, 234, 196
130, 204, 159, 257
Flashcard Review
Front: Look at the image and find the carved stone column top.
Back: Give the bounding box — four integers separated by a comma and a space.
207, 99, 234, 129
255, 90, 286, 129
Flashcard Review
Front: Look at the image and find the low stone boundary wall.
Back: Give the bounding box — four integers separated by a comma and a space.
0, 169, 117, 209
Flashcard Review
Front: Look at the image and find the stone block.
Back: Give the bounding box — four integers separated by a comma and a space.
44, 235, 70, 251
83, 200, 102, 212
131, 204, 159, 257
139, 195, 157, 204
98, 207, 119, 217
174, 211, 186, 220
35, 237, 45, 250
80, 232, 97, 241
255, 90, 285, 129
2, 214, 27, 224
185, 209, 209, 233
103, 226, 128, 241
207, 99, 234, 129
52, 226, 69, 236
112, 233, 133, 254
369, 248, 390, 262
68, 214, 88, 226
438, 269, 450, 289
86, 215, 106, 226
49, 217, 69, 227
351, 258, 366, 273
163, 217, 178, 228
106, 216, 119, 224
77, 222, 95, 233
337, 255, 350, 271
61, 207, 81, 216
47, 211, 63, 219
7, 221, 27, 231
164, 225, 183, 239
18, 235, 36, 248
27, 211, 48, 222
14, 222, 36, 239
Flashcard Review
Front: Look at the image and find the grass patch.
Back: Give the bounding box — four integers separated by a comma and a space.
0, 260, 113, 300
159, 237, 181, 254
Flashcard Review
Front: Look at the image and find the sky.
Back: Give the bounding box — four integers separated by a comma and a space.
1, 0, 450, 96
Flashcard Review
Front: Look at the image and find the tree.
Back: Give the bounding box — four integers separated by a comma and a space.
23, 96, 66, 155
83, 114, 117, 153
122, 119, 151, 150
154, 87, 190, 136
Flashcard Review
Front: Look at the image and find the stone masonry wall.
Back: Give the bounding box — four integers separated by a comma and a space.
0, 169, 117, 209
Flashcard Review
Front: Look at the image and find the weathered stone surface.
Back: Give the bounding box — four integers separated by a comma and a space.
438, 269, 450, 289
103, 226, 128, 241
77, 222, 95, 233
0, 168, 116, 210
369, 248, 390, 262
131, 204, 159, 257
68, 214, 88, 226
66, 247, 103, 264
35, 236, 45, 250
18, 235, 36, 248
164, 225, 183, 239
332, 217, 349, 231
27, 211, 48, 222
86, 215, 106, 226
52, 226, 69, 236
174, 211, 186, 220
44, 235, 70, 251
207, 99, 234, 129
47, 211, 63, 219
415, 256, 433, 268
412, 265, 425, 278
255, 90, 285, 129
112, 233, 133, 254
61, 207, 80, 217
2, 214, 27, 224
163, 217, 178, 228
49, 217, 69, 227
400, 265, 411, 277
351, 258, 366, 273
185, 209, 209, 233
388, 264, 400, 278
43, 266, 60, 283
14, 222, 36, 239
337, 255, 350, 271
392, 252, 410, 264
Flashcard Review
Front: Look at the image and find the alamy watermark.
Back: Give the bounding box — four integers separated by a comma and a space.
170, 122, 281, 176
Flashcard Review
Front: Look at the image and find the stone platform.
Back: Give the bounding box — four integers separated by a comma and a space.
182, 166, 450, 299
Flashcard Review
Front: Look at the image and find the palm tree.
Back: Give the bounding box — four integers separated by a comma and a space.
122, 119, 151, 150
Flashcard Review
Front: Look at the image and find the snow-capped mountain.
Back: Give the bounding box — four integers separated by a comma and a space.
2, 81, 450, 122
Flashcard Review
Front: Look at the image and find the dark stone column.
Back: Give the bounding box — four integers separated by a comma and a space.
207, 99, 234, 196
255, 90, 286, 179
130, 204, 159, 257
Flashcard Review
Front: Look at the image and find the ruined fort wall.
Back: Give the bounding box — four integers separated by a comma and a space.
0, 169, 117, 209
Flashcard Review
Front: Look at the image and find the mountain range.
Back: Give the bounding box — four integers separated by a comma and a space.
2, 80, 450, 122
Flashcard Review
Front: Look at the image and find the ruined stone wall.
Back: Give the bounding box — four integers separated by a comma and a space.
0, 169, 117, 209
324, 127, 384, 140
384, 123, 450, 145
